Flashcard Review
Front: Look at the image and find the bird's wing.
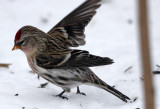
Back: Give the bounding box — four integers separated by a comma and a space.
47, 0, 101, 47
36, 50, 114, 69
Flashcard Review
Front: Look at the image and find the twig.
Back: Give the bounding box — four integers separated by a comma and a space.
124, 66, 133, 73
153, 71, 160, 74
130, 97, 138, 103
139, 0, 155, 108
0, 63, 11, 68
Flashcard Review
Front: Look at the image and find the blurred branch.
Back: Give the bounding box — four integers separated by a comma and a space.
138, 0, 155, 109
0, 63, 11, 68
153, 71, 160, 74
156, 64, 160, 68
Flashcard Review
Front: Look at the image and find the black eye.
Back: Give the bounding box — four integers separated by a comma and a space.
18, 40, 24, 45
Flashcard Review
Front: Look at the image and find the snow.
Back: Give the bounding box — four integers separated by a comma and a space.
0, 0, 159, 109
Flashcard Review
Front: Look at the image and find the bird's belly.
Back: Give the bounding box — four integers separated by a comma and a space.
45, 69, 82, 88
27, 57, 83, 89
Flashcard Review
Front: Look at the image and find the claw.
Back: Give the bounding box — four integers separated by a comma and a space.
77, 92, 86, 96
56, 95, 68, 100
56, 91, 68, 100
76, 87, 86, 96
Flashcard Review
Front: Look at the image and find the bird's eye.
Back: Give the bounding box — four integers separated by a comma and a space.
18, 40, 25, 45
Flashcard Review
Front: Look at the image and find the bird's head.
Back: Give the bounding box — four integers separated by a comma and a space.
12, 26, 39, 55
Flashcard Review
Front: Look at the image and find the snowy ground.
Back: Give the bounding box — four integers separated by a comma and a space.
0, 0, 159, 109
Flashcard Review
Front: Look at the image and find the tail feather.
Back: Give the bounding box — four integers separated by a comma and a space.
93, 79, 130, 103
101, 83, 130, 102
83, 68, 130, 102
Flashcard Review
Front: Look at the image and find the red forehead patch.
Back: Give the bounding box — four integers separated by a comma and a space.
15, 29, 21, 41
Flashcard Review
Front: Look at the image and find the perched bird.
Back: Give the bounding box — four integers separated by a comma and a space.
12, 0, 130, 102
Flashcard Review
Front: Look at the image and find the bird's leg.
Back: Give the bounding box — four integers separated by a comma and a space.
76, 87, 86, 96
56, 91, 68, 100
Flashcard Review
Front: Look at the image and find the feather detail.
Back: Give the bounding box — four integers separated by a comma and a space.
36, 50, 114, 69
47, 0, 101, 47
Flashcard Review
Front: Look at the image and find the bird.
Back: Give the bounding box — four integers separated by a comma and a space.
12, 0, 130, 102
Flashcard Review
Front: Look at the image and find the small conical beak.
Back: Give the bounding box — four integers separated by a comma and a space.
12, 45, 20, 51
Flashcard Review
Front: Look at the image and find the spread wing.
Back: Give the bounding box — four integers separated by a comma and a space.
47, 0, 101, 47
36, 50, 114, 69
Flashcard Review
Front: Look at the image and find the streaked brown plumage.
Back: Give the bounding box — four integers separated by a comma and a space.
12, 0, 130, 102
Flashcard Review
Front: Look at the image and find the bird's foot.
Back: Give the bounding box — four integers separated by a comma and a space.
56, 91, 68, 100
76, 87, 86, 96
56, 94, 68, 100
76, 92, 86, 96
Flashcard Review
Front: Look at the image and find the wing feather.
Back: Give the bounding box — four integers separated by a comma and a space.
36, 50, 114, 69
47, 0, 101, 47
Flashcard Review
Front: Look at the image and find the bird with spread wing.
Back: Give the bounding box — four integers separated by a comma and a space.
12, 0, 130, 102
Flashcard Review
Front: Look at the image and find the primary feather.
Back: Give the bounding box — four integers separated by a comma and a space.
48, 0, 101, 47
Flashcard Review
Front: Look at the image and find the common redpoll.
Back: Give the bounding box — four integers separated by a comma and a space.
12, 0, 130, 102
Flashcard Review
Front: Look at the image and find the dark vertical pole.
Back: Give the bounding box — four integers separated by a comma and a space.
138, 0, 155, 109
